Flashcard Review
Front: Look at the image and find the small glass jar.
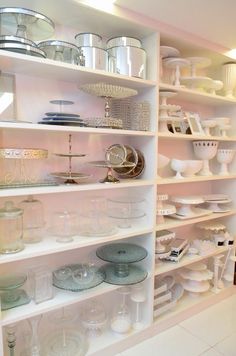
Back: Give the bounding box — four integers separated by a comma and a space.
0, 201, 24, 254
19, 195, 44, 243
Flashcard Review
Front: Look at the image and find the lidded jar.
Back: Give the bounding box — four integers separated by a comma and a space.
19, 195, 44, 243
0, 201, 24, 253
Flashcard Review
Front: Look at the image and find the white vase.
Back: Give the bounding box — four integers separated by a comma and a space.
222, 62, 236, 98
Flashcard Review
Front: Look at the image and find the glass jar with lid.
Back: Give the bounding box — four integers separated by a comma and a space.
19, 195, 44, 243
0, 201, 24, 253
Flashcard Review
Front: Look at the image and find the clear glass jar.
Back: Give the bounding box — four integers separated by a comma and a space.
19, 195, 44, 243
0, 201, 24, 253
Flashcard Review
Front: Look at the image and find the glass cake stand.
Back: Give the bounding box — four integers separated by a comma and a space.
53, 264, 105, 291
96, 243, 148, 285
0, 273, 30, 310
0, 7, 54, 40
89, 160, 135, 183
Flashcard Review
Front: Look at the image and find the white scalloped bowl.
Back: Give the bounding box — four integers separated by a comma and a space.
217, 149, 235, 164
193, 141, 219, 160
183, 160, 203, 177
170, 158, 187, 179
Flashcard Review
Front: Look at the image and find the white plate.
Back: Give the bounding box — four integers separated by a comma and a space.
160, 46, 180, 59
170, 207, 212, 220
170, 283, 184, 302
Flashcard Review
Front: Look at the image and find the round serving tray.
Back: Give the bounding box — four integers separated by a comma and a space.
0, 42, 46, 57
0, 148, 48, 159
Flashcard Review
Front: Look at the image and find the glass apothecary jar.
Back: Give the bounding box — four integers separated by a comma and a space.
19, 195, 44, 243
0, 201, 24, 253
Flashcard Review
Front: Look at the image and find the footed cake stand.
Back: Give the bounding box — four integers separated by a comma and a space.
170, 195, 211, 219
157, 194, 176, 224
96, 243, 148, 285
163, 57, 190, 87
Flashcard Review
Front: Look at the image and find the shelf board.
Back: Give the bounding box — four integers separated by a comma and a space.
0, 179, 155, 198
155, 245, 230, 276
0, 122, 156, 137
156, 209, 236, 231
0, 283, 118, 326
0, 226, 153, 265
0, 50, 156, 90
157, 132, 236, 142
159, 83, 236, 106
157, 174, 236, 185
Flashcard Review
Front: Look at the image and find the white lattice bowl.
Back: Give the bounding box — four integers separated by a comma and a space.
183, 160, 203, 177
170, 158, 187, 179
217, 149, 236, 175
193, 141, 219, 176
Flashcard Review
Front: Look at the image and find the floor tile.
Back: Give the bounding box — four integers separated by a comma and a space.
214, 331, 236, 356
120, 325, 209, 356
200, 347, 223, 355
180, 295, 236, 346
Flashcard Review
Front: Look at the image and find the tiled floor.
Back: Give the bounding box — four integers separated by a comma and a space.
117, 294, 236, 356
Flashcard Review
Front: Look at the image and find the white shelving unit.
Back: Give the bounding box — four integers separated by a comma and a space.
0, 1, 235, 355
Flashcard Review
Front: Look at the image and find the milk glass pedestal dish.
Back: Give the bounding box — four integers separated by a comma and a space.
170, 195, 211, 219
217, 149, 235, 175
159, 46, 180, 81
0, 273, 30, 310
193, 141, 219, 176
96, 243, 148, 285
163, 58, 190, 87
170, 158, 187, 178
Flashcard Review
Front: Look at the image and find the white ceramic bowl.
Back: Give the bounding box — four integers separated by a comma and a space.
217, 149, 235, 175
183, 160, 203, 177
170, 158, 187, 179
193, 141, 219, 175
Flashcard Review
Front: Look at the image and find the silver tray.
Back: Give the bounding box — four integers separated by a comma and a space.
0, 7, 54, 40
0, 42, 46, 57
0, 35, 36, 46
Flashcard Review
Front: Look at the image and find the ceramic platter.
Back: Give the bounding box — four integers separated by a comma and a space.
180, 76, 213, 90
53, 264, 105, 291
181, 279, 210, 293
159, 275, 175, 289
170, 207, 212, 220
170, 283, 184, 302
160, 46, 180, 58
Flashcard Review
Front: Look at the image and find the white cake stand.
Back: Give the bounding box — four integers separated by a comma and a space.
159, 90, 177, 106
170, 195, 205, 217
157, 204, 176, 224
160, 46, 180, 81
163, 58, 190, 87
186, 57, 211, 77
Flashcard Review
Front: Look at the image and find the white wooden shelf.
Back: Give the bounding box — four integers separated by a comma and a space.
154, 286, 235, 329
0, 226, 152, 265
0, 283, 118, 326
157, 132, 236, 142
155, 245, 230, 276
157, 174, 236, 185
159, 83, 236, 106
0, 50, 156, 90
156, 209, 236, 231
0, 180, 155, 198
0, 122, 156, 137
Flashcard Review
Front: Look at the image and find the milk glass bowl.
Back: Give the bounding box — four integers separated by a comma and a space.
183, 160, 203, 177
170, 158, 187, 178
217, 149, 236, 175
193, 141, 219, 176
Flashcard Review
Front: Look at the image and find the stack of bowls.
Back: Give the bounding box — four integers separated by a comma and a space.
75, 32, 108, 70
106, 36, 146, 79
